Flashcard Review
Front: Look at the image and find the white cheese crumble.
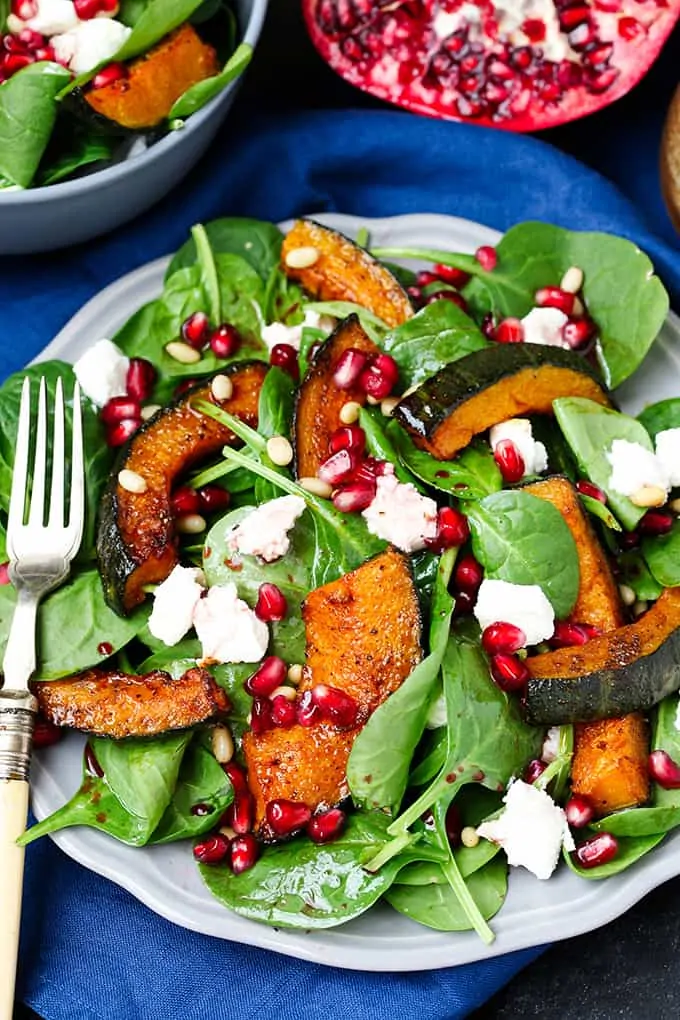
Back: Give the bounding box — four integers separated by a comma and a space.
606, 439, 670, 499
362, 470, 438, 553
474, 578, 555, 646
148, 566, 205, 648
194, 583, 269, 665
52, 17, 131, 75
477, 779, 574, 881
73, 338, 129, 407
425, 688, 447, 730
7, 0, 78, 36
260, 310, 334, 354
541, 726, 561, 764
228, 495, 306, 563
489, 418, 548, 478
655, 428, 680, 488
521, 307, 570, 348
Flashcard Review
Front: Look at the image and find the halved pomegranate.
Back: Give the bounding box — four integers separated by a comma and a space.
304, 0, 679, 131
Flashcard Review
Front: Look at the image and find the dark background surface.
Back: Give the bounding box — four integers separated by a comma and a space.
15, 2, 680, 1017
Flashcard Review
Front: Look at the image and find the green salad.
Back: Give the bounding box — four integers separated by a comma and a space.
5, 214, 680, 943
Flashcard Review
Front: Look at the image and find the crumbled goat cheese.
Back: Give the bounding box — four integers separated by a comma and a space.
73, 338, 129, 407
521, 307, 570, 348
148, 566, 205, 648
541, 726, 561, 763
655, 429, 680, 488
477, 779, 574, 880
194, 583, 269, 665
260, 310, 334, 354
228, 495, 306, 563
362, 471, 438, 553
606, 439, 670, 499
52, 16, 131, 75
474, 578, 555, 646
489, 418, 548, 477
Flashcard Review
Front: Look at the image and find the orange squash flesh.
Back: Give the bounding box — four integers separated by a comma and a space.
243, 548, 422, 840
85, 24, 220, 130
293, 314, 379, 478
281, 220, 413, 328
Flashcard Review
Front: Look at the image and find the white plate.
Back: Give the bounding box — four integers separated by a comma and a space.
30, 213, 680, 972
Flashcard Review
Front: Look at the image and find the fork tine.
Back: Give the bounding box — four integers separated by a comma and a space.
7, 378, 31, 541
28, 377, 47, 528
67, 381, 85, 552
48, 377, 65, 529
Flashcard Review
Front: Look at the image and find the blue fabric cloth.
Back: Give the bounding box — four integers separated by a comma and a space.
4, 85, 680, 1020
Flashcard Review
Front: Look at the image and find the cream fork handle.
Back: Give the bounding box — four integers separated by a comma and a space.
0, 777, 29, 1020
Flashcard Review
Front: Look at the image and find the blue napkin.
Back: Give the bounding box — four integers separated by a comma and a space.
4, 103, 680, 1020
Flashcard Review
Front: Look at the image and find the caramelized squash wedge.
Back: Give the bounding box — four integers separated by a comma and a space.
294, 314, 379, 478
85, 24, 220, 130
243, 548, 422, 841
281, 219, 413, 328
97, 361, 267, 615
395, 345, 611, 460
35, 667, 228, 739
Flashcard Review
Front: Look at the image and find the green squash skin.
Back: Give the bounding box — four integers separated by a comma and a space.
394, 345, 610, 442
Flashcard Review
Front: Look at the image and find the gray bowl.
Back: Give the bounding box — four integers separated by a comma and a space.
0, 0, 268, 255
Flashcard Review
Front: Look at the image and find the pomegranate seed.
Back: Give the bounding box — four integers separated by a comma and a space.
565, 795, 595, 828
495, 317, 524, 343
101, 396, 141, 426
559, 4, 590, 29
416, 270, 441, 287
576, 479, 607, 503
444, 803, 462, 846
586, 66, 620, 94
406, 286, 424, 306
318, 448, 361, 486
475, 246, 497, 271
270, 342, 299, 380
359, 353, 400, 400
170, 485, 200, 517
307, 808, 347, 844
11, 0, 37, 17
106, 418, 140, 447
190, 803, 214, 817
649, 749, 680, 788
620, 529, 640, 549
74, 0, 102, 17
181, 311, 211, 350
311, 684, 359, 728
332, 479, 376, 513
193, 834, 230, 865
454, 555, 483, 593
296, 689, 319, 726
493, 439, 525, 483
482, 621, 526, 655
33, 717, 62, 749
266, 799, 312, 836
523, 758, 547, 784
97, 641, 113, 656
33, 44, 55, 61
481, 313, 496, 339
92, 62, 128, 89
573, 832, 618, 869
333, 348, 370, 389
197, 485, 231, 514
255, 583, 287, 622
452, 589, 475, 617
17, 28, 44, 51
271, 695, 297, 727
426, 506, 469, 552
245, 657, 287, 697
549, 621, 596, 648
521, 16, 546, 41
535, 287, 575, 315
0, 562, 11, 585
174, 378, 198, 398
329, 424, 366, 455
229, 791, 254, 834
434, 264, 470, 288
639, 510, 674, 536
618, 15, 644, 40
489, 653, 529, 692
210, 323, 241, 359
223, 761, 248, 794
126, 358, 156, 402
562, 317, 596, 349
352, 456, 389, 482
230, 834, 259, 874
425, 290, 469, 314
250, 697, 274, 734
3, 53, 33, 73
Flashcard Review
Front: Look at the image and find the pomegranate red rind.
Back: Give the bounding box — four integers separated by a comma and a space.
304, 0, 680, 132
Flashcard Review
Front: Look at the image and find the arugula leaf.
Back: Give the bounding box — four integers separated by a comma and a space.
168, 217, 284, 281
638, 398, 680, 439
0, 62, 72, 188
643, 520, 680, 587
387, 422, 502, 500
169, 42, 252, 119
382, 300, 488, 386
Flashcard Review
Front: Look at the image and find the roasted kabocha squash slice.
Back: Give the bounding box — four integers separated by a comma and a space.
524, 475, 648, 815
84, 24, 220, 131
281, 219, 413, 328
35, 667, 228, 739
395, 345, 611, 460
242, 548, 422, 841
97, 361, 268, 615
293, 314, 379, 478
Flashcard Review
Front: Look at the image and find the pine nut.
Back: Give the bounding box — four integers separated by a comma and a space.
633, 600, 648, 618
299, 476, 333, 498
266, 435, 293, 467
211, 724, 234, 764
118, 469, 147, 494
618, 583, 636, 607
285, 245, 320, 270
630, 484, 667, 508
572, 296, 585, 317
176, 512, 207, 534
141, 403, 161, 421
339, 400, 362, 425
165, 341, 202, 364
461, 826, 480, 848
211, 373, 233, 402
270, 685, 297, 702
287, 663, 303, 686
219, 825, 237, 840
366, 395, 380, 406
381, 396, 400, 417
560, 266, 584, 294
669, 497, 680, 514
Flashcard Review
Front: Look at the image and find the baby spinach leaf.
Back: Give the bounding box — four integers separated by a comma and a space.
38, 132, 117, 186
168, 217, 284, 282
638, 398, 680, 439
359, 409, 424, 489
149, 740, 234, 844
254, 366, 296, 503
303, 301, 389, 345
169, 42, 252, 119
0, 63, 71, 188
385, 856, 507, 931
530, 417, 577, 480
381, 300, 488, 387
388, 422, 502, 500
643, 520, 680, 588
617, 551, 664, 602
409, 726, 447, 787
467, 490, 580, 617
564, 832, 664, 879
114, 0, 206, 62
554, 397, 653, 532
191, 223, 221, 325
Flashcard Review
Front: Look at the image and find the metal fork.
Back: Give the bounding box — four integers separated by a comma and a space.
0, 376, 84, 1020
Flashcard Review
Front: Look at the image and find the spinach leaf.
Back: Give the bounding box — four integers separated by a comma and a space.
359, 408, 424, 490
192, 223, 222, 325
115, 0, 206, 62
643, 520, 680, 588
303, 301, 389, 345
409, 727, 447, 787
530, 417, 577, 480
168, 217, 284, 282
347, 549, 456, 813
388, 422, 502, 500
0, 63, 71, 188
564, 832, 664, 879
254, 366, 296, 503
638, 398, 680, 439
149, 740, 233, 844
298, 326, 326, 379
618, 551, 664, 602
382, 300, 488, 386
169, 42, 252, 119
553, 397, 653, 532
467, 490, 580, 618
38, 132, 116, 186
385, 856, 507, 931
